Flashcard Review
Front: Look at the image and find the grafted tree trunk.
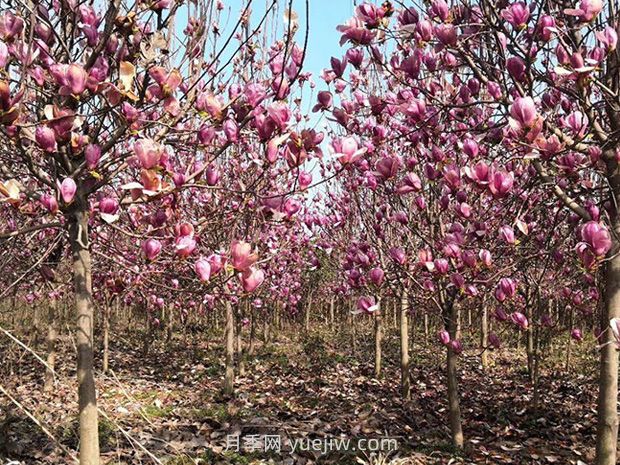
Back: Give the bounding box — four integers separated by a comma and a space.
304, 293, 312, 332
565, 306, 574, 372
236, 303, 245, 377
446, 299, 463, 448
102, 303, 110, 374
43, 300, 57, 392
374, 298, 382, 378
526, 296, 535, 381
595, 235, 620, 464
68, 206, 100, 465
400, 292, 410, 399
480, 304, 489, 369
223, 300, 235, 397
248, 310, 256, 356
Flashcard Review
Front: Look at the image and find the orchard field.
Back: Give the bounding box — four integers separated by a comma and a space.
1, 0, 620, 464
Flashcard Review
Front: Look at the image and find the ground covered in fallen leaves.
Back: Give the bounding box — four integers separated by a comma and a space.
0, 322, 604, 464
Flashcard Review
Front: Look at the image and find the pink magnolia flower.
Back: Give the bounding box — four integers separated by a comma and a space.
501, 3, 530, 29
495, 277, 517, 302
479, 249, 492, 267
0, 12, 24, 40
175, 235, 196, 258
509, 96, 538, 130
60, 178, 76, 203
298, 171, 313, 190
396, 172, 422, 194
511, 311, 529, 330
495, 307, 509, 322
85, 144, 101, 169
206, 164, 220, 186
356, 296, 379, 314
564, 0, 603, 22
134, 138, 162, 169
51, 64, 88, 96
433, 258, 449, 274
99, 197, 117, 214
571, 328, 583, 342
499, 225, 516, 244
337, 17, 376, 46
241, 267, 265, 293
464, 161, 490, 185
376, 156, 402, 179
450, 339, 463, 354
331, 136, 367, 165
580, 221, 612, 256
389, 248, 407, 265
35, 126, 57, 152
369, 267, 385, 286
231, 240, 258, 271
489, 332, 501, 349
207, 254, 226, 275
488, 170, 514, 198
596, 26, 618, 51
142, 239, 162, 261
40, 193, 58, 214
195, 258, 211, 282
438, 329, 451, 345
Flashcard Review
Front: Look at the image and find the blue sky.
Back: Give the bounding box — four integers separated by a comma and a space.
219, 0, 357, 80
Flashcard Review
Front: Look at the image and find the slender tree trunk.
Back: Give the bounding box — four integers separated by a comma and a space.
481, 304, 489, 369
68, 207, 100, 465
595, 244, 620, 464
566, 306, 574, 372
527, 302, 535, 381
424, 312, 429, 344
532, 325, 541, 410
263, 311, 270, 344
223, 301, 235, 397
44, 301, 57, 392
305, 294, 312, 333
446, 300, 463, 448
166, 305, 173, 344
248, 310, 255, 356
329, 297, 335, 327
374, 298, 382, 378
236, 304, 245, 377
102, 304, 110, 374
400, 292, 410, 399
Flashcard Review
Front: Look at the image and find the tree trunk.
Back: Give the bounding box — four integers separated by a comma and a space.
236, 304, 245, 377
527, 302, 535, 381
305, 294, 312, 333
248, 310, 255, 356
223, 301, 235, 397
166, 305, 173, 344
481, 304, 489, 369
43, 301, 57, 393
424, 312, 429, 344
595, 246, 620, 464
566, 306, 574, 372
400, 292, 410, 399
374, 298, 382, 378
446, 300, 463, 448
329, 297, 335, 327
102, 304, 110, 374
68, 207, 100, 465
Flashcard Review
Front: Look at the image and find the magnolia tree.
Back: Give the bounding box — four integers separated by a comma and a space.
0, 0, 318, 463
311, 0, 620, 461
